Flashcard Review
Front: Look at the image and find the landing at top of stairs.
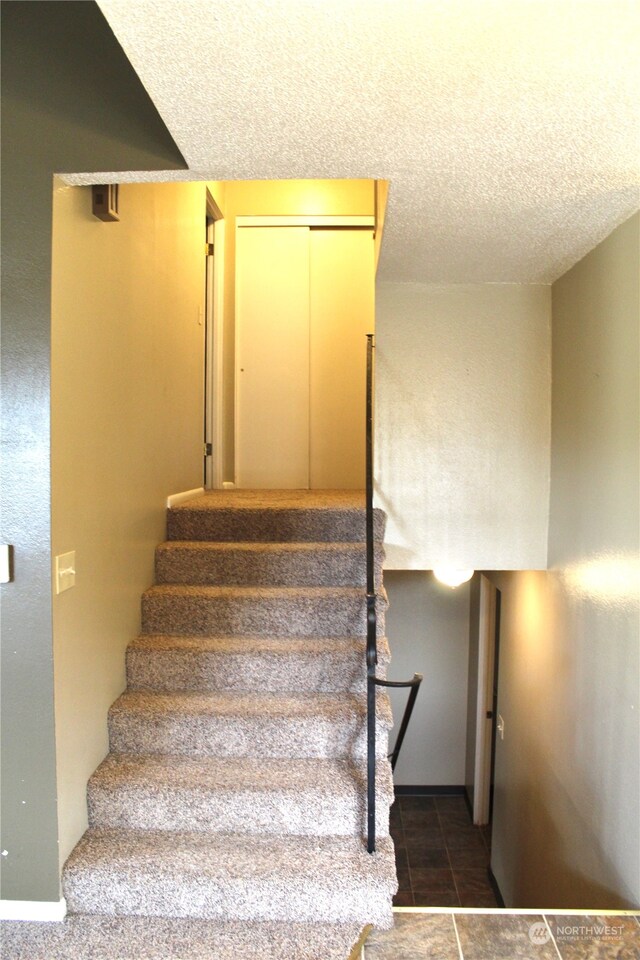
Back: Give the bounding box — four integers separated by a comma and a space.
168, 489, 386, 542
175, 490, 369, 510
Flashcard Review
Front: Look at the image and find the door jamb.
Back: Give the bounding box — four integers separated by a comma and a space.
205, 189, 225, 489
473, 573, 498, 824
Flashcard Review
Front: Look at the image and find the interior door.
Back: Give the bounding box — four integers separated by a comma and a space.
465, 573, 498, 825
235, 226, 310, 488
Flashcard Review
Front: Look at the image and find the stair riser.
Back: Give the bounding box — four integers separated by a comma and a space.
141, 594, 386, 638
126, 646, 389, 694
108, 713, 390, 762
155, 544, 384, 587
88, 784, 392, 838
64, 873, 394, 927
167, 508, 386, 543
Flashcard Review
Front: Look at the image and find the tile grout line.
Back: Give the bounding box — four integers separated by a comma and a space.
435, 797, 463, 908
451, 913, 465, 960
396, 798, 415, 907
543, 914, 564, 960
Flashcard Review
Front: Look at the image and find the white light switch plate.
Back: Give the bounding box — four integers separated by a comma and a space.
55, 551, 76, 594
0, 545, 12, 583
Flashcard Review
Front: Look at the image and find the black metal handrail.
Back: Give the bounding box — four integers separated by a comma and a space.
376, 674, 423, 771
365, 334, 423, 854
365, 334, 377, 854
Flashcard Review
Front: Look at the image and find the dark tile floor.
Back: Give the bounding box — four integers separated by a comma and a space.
390, 793, 498, 908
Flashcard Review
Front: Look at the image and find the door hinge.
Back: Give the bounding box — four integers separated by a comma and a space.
204, 442, 213, 456
205, 242, 214, 256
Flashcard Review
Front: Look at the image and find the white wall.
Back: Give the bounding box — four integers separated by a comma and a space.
375, 283, 551, 570
487, 212, 640, 909
384, 572, 470, 786
51, 180, 205, 870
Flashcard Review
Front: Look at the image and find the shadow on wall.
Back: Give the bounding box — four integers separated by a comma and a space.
496, 732, 637, 910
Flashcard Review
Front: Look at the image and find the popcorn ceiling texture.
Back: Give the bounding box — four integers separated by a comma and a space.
52, 490, 395, 959
75, 0, 640, 283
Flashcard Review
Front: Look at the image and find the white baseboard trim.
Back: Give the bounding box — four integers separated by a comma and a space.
222, 482, 236, 489
166, 487, 205, 509
0, 898, 67, 922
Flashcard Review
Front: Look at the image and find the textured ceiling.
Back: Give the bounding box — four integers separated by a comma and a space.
84, 0, 639, 283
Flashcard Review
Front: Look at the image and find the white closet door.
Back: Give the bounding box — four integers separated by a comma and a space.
235, 226, 310, 488
309, 228, 374, 488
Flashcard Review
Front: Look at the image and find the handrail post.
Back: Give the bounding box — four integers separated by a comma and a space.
365, 334, 377, 854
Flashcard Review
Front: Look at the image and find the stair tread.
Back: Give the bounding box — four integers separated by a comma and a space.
169, 490, 369, 512
66, 827, 395, 883
166, 491, 386, 543
2, 916, 366, 960
110, 689, 393, 724
90, 753, 392, 796
143, 584, 382, 598
130, 633, 389, 654
158, 540, 373, 552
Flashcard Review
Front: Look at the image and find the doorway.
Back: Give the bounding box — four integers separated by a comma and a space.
465, 574, 501, 826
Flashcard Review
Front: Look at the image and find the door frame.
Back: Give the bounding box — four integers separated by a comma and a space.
472, 573, 498, 824
204, 189, 225, 489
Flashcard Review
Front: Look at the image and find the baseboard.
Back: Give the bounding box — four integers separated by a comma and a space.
166, 487, 205, 508
222, 481, 236, 489
0, 898, 67, 922
394, 785, 466, 796
487, 867, 506, 908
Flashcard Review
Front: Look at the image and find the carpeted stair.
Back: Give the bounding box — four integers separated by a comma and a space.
56, 490, 397, 958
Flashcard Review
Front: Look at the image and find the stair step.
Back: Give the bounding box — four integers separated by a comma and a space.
63, 829, 397, 926
155, 540, 384, 587
126, 634, 391, 693
88, 754, 393, 837
108, 690, 392, 760
2, 915, 368, 960
166, 490, 386, 543
141, 585, 387, 637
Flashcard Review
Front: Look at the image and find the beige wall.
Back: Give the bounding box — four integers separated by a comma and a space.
220, 179, 375, 482
375, 282, 551, 569
384, 572, 470, 785
487, 213, 640, 909
51, 180, 205, 869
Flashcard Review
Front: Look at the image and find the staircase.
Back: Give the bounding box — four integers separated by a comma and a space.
62, 490, 398, 959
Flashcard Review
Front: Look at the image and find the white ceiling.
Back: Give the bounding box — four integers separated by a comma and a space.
86, 0, 639, 283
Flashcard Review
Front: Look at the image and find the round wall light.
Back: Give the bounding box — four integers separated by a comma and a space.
433, 565, 474, 588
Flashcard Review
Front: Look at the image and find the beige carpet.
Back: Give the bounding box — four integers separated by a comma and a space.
11, 491, 397, 958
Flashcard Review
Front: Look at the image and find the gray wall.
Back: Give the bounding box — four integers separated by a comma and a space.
384, 572, 470, 786
0, 1, 185, 902
487, 212, 640, 909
